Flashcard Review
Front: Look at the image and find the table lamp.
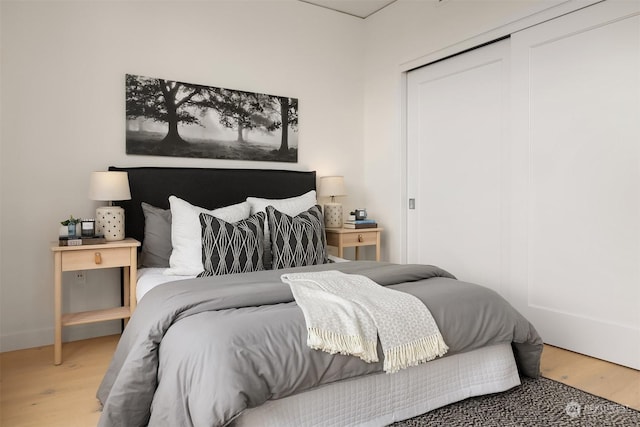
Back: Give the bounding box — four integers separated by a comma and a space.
319, 176, 346, 228
89, 171, 131, 241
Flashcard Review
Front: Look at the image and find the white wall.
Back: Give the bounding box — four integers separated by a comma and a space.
0, 0, 366, 351
361, 0, 594, 262
0, 0, 605, 352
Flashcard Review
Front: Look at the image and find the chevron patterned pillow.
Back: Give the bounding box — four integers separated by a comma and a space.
266, 205, 328, 270
197, 212, 265, 277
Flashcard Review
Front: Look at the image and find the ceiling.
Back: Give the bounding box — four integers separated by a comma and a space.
299, 0, 398, 19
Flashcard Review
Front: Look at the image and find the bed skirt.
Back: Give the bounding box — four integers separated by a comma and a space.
232, 342, 519, 427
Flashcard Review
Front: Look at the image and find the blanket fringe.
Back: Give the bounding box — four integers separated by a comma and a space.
383, 334, 449, 373
307, 327, 378, 363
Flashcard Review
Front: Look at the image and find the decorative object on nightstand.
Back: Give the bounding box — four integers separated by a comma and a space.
80, 218, 96, 237
89, 171, 131, 241
60, 215, 81, 238
345, 209, 377, 228
319, 176, 346, 228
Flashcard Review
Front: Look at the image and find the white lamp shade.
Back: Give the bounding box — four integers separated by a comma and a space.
319, 176, 346, 198
89, 171, 131, 201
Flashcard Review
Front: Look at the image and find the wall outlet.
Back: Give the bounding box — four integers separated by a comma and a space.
75, 271, 86, 284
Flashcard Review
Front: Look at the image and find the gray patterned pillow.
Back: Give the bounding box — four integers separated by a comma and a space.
266, 205, 327, 270
197, 212, 265, 277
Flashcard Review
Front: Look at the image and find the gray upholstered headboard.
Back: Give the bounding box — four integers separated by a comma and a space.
109, 166, 316, 244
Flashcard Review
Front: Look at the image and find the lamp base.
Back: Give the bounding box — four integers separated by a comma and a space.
323, 203, 343, 228
96, 206, 125, 241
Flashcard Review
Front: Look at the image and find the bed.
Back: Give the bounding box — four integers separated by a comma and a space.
97, 166, 543, 427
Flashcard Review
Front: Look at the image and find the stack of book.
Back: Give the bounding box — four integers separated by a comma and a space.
59, 236, 106, 246
343, 219, 377, 229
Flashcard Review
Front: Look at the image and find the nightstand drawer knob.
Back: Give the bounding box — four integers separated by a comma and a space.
358, 234, 364, 242
95, 252, 102, 264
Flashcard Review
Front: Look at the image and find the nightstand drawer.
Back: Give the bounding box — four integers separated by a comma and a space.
61, 247, 131, 271
339, 231, 378, 246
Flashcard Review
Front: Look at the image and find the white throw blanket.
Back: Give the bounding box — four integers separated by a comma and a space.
281, 270, 448, 373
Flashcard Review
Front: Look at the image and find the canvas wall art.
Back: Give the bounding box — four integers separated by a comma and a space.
125, 74, 298, 162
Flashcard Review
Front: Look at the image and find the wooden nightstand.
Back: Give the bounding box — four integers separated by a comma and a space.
325, 227, 383, 261
50, 238, 140, 365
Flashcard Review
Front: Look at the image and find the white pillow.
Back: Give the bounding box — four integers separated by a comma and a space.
246, 190, 317, 268
165, 196, 251, 276
246, 190, 317, 217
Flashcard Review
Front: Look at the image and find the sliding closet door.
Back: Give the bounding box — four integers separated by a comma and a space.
509, 1, 640, 369
406, 40, 510, 296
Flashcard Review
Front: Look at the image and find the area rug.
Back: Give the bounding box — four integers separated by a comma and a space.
392, 377, 640, 426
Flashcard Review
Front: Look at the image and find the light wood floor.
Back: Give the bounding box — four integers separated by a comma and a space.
1, 336, 639, 426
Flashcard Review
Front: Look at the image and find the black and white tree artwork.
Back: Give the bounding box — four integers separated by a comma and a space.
125, 74, 298, 162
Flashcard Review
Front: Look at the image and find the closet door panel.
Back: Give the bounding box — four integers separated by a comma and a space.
510, 1, 640, 369
406, 40, 510, 295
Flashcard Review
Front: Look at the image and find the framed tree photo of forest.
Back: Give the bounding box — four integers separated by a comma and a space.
125, 74, 298, 162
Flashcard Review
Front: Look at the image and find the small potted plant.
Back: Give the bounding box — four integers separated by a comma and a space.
60, 215, 81, 238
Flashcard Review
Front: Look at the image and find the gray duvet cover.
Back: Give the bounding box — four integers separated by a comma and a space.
97, 261, 542, 427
